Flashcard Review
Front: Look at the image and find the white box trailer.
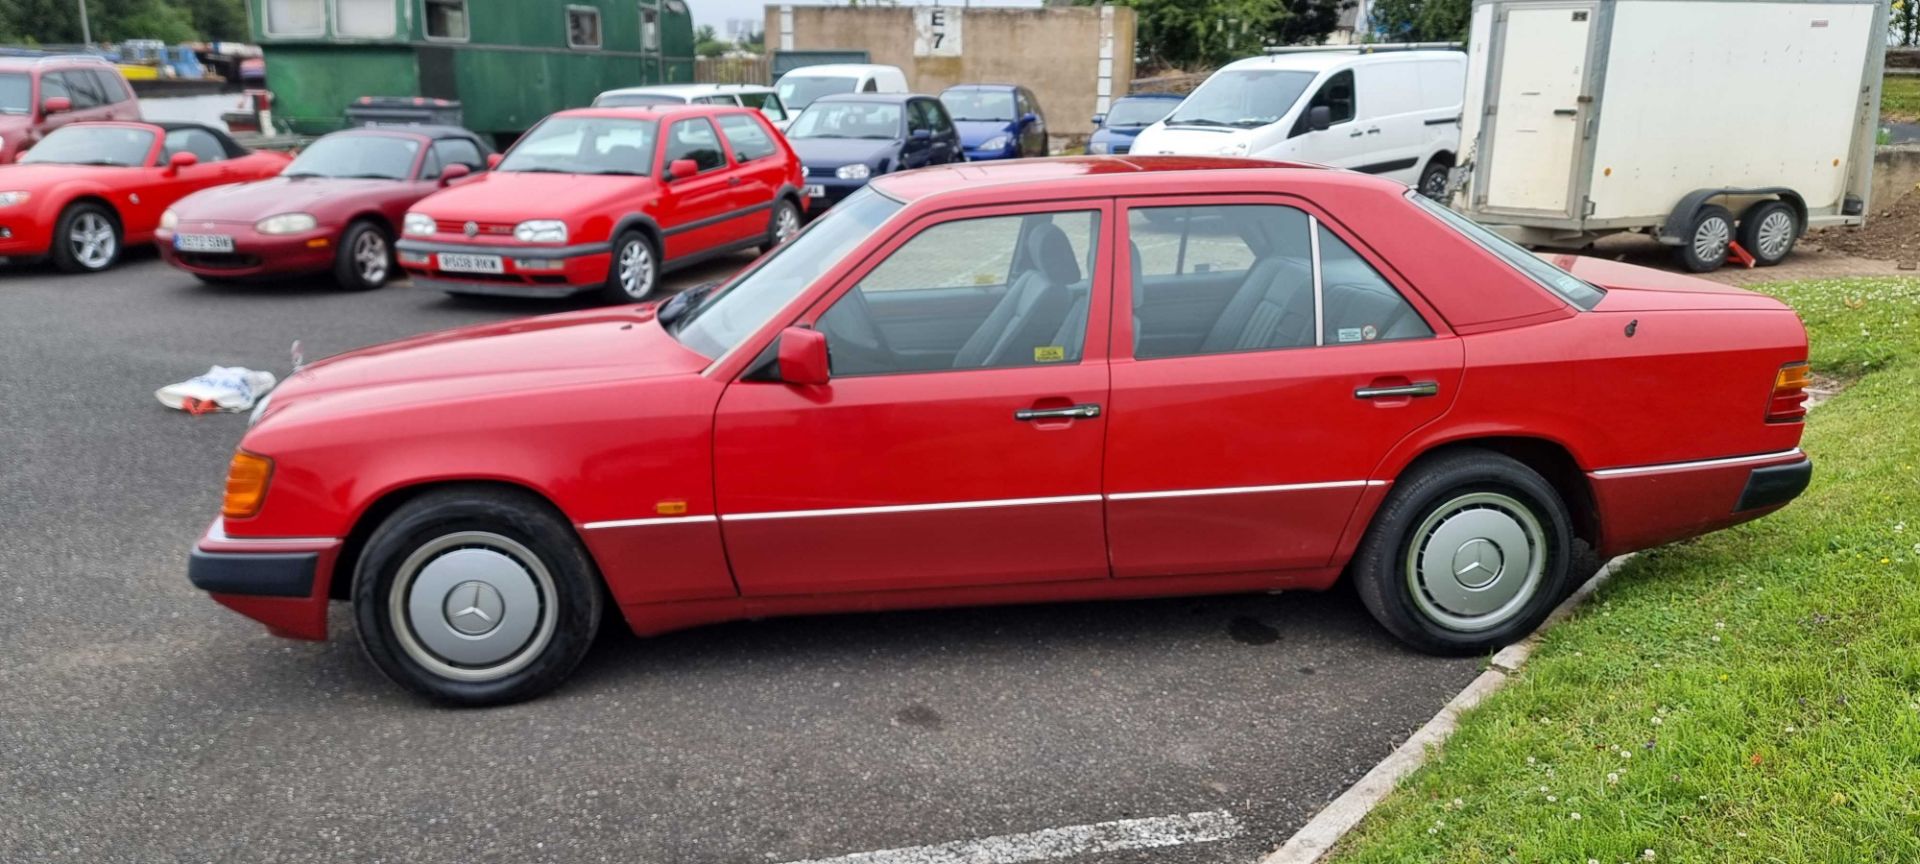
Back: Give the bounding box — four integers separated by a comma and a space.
1455, 0, 1888, 271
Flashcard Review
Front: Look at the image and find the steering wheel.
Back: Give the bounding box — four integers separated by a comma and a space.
818, 288, 895, 371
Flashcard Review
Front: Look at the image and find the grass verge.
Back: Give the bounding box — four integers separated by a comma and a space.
1328, 277, 1920, 863
1887, 76, 1920, 124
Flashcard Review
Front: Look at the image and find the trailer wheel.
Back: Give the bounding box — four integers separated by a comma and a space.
1673, 204, 1733, 272
1736, 200, 1798, 267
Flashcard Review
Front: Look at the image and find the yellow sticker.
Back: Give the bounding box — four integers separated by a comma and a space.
1034, 346, 1066, 362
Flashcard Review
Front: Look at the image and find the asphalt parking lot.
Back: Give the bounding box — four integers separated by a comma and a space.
0, 252, 1482, 864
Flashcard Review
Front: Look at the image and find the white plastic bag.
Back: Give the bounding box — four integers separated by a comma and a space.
156, 366, 278, 414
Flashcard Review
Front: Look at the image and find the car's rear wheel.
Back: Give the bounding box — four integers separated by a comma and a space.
333, 220, 393, 291
1352, 450, 1573, 655
52, 202, 121, 273
1673, 204, 1734, 272
599, 230, 658, 304
761, 198, 801, 255
1417, 159, 1450, 200
352, 487, 603, 706
1737, 200, 1798, 267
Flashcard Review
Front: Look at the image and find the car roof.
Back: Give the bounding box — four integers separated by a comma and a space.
780, 64, 896, 78
811, 92, 923, 106
1218, 49, 1461, 74
1117, 92, 1186, 101
942, 83, 1019, 92
0, 54, 116, 71
597, 83, 773, 99
870, 156, 1382, 205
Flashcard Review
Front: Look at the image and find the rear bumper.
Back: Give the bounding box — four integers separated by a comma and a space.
397, 237, 612, 295
1589, 449, 1812, 557
188, 519, 340, 641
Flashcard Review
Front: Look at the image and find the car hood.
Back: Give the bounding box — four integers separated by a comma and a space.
1128, 123, 1251, 156
0, 160, 142, 188
1559, 256, 1789, 312
791, 137, 897, 168
171, 176, 405, 222
411, 170, 656, 222
953, 119, 1015, 147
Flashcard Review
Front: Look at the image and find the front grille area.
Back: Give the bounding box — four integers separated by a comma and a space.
177, 252, 262, 270
435, 220, 515, 236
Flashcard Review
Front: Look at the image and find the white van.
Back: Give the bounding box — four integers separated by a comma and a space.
1130, 49, 1465, 196
592, 84, 794, 129
775, 64, 910, 114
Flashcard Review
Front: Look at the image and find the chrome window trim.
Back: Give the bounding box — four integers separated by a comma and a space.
1590, 448, 1804, 478
1308, 213, 1325, 347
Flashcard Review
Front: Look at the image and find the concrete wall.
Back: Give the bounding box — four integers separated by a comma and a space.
766, 4, 1135, 144
1873, 144, 1920, 209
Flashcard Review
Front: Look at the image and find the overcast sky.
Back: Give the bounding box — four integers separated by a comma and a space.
694, 0, 1048, 34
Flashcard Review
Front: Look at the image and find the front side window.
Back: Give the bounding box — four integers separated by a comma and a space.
498, 116, 655, 176
284, 132, 419, 179
778, 75, 858, 112
1167, 69, 1314, 129
424, 0, 468, 40
165, 128, 229, 163
431, 137, 485, 173
1291, 69, 1355, 135
818, 210, 1102, 375
906, 100, 933, 134
1408, 191, 1606, 309
265, 0, 326, 36
21, 125, 154, 167
942, 88, 1014, 122
717, 114, 777, 162
663, 118, 726, 172
334, 0, 397, 37
61, 70, 106, 109
0, 73, 29, 115
786, 102, 900, 140
567, 7, 603, 49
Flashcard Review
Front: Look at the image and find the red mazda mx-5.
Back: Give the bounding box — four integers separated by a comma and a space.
0, 121, 289, 273
396, 103, 804, 304
156, 125, 493, 290
189, 158, 1814, 705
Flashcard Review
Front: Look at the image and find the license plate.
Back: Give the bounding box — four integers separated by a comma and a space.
804, 184, 826, 198
438, 252, 504, 274
174, 233, 234, 253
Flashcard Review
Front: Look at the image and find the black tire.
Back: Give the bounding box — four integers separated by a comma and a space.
352, 487, 604, 706
333, 220, 393, 291
1416, 159, 1450, 200
1352, 449, 1573, 655
50, 201, 122, 273
1672, 204, 1734, 273
1736, 200, 1798, 267
598, 230, 658, 304
761, 198, 802, 255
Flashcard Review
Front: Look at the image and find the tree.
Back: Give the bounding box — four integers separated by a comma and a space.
694, 24, 731, 58
1075, 0, 1351, 69
0, 0, 247, 45
1367, 0, 1471, 43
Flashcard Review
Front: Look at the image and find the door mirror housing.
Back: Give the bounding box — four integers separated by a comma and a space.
438, 163, 471, 185
1306, 105, 1332, 132
1090, 113, 1106, 127
41, 96, 72, 115
166, 151, 199, 174
777, 326, 830, 386
486, 152, 504, 169
1021, 112, 1039, 126
667, 158, 700, 181
910, 128, 932, 141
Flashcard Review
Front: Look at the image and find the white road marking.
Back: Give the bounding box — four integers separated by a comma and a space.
778, 810, 1243, 864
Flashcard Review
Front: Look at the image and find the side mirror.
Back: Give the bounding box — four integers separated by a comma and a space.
776, 326, 830, 386
41, 96, 71, 115
1306, 105, 1332, 132
666, 158, 700, 181
166, 151, 199, 174
1090, 113, 1106, 127
910, 128, 932, 141
439, 163, 471, 185
1022, 112, 1039, 126
486, 153, 504, 169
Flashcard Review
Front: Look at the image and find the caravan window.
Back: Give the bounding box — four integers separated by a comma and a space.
334, 0, 397, 38
264, 0, 326, 36
424, 0, 469, 40
568, 6, 603, 49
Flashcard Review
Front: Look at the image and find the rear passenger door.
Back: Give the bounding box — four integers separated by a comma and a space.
1104, 196, 1463, 581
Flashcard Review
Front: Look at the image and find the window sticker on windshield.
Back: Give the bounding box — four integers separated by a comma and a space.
1034, 346, 1066, 362
1337, 327, 1363, 343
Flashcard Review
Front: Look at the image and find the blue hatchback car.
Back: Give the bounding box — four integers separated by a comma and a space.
1086, 93, 1184, 156
939, 84, 1048, 160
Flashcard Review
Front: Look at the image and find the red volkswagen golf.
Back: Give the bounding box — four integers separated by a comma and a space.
190, 158, 1814, 705
396, 104, 804, 303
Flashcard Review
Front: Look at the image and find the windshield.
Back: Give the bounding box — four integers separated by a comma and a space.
0, 73, 28, 115
283, 133, 421, 180
1167, 69, 1315, 128
594, 92, 684, 108
1106, 97, 1179, 127
1408, 192, 1606, 310
786, 102, 901, 140
497, 116, 656, 176
942, 89, 1014, 122
19, 125, 154, 166
778, 75, 858, 112
671, 186, 904, 359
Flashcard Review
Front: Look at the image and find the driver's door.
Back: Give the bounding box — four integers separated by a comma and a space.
1285, 69, 1363, 170
712, 200, 1115, 596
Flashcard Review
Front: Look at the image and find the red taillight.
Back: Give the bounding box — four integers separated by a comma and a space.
1767, 362, 1812, 422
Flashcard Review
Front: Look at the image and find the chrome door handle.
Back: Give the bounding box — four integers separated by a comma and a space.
1016, 403, 1101, 421
1355, 382, 1439, 399
1348, 130, 1364, 138
1366, 127, 1382, 134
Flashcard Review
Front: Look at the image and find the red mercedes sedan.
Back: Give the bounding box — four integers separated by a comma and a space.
0, 121, 289, 272
189, 158, 1813, 706
396, 104, 804, 304
156, 126, 493, 290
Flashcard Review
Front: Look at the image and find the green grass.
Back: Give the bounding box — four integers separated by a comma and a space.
1887, 76, 1920, 123
1330, 277, 1920, 864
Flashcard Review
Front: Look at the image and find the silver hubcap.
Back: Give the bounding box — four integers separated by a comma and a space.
618, 239, 653, 299
70, 212, 116, 269
1755, 209, 1794, 260
1693, 215, 1730, 264
354, 230, 388, 284
773, 205, 800, 244
1405, 492, 1547, 632
1421, 169, 1447, 198
389, 531, 557, 682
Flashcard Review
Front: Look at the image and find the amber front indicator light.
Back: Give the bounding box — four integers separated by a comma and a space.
222, 451, 274, 519
1767, 362, 1812, 422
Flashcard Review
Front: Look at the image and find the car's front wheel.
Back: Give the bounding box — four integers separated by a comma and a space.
1352, 450, 1573, 655
52, 201, 122, 273
334, 220, 393, 291
352, 487, 603, 706
599, 230, 658, 304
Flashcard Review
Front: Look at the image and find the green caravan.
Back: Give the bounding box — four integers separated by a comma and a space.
251, 0, 695, 145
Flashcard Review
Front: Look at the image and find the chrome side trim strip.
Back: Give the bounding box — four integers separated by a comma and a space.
582, 515, 720, 530
722, 494, 1105, 522
1107, 480, 1385, 501
205, 520, 337, 545
1590, 448, 1804, 478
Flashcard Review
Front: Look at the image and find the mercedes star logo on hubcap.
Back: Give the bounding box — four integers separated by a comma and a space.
1450, 538, 1504, 589
444, 581, 505, 636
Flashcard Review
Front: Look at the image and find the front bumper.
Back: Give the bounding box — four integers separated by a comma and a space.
397, 236, 612, 296
801, 175, 869, 211
188, 519, 341, 641
0, 217, 52, 258
156, 225, 338, 278
1589, 449, 1812, 557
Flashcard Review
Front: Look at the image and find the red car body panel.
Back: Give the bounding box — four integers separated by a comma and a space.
192, 157, 1811, 644
0, 122, 289, 259
0, 59, 142, 164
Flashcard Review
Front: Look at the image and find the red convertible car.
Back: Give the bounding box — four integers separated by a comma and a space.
396, 104, 804, 303
189, 158, 1813, 705
157, 125, 493, 290
0, 121, 289, 272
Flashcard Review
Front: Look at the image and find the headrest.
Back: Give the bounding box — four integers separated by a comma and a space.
1026, 223, 1082, 284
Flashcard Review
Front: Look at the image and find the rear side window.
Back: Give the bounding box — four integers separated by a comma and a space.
663, 118, 726, 172
738, 91, 787, 121
432, 137, 485, 172
717, 114, 777, 161
861, 77, 879, 93
1316, 224, 1433, 345
91, 70, 131, 104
